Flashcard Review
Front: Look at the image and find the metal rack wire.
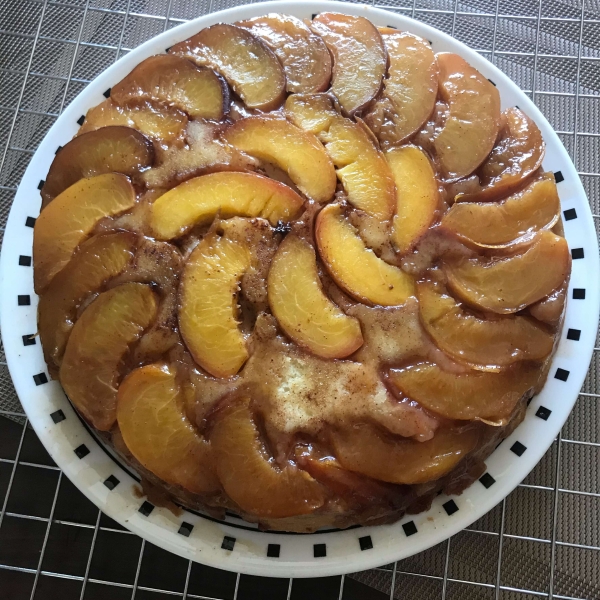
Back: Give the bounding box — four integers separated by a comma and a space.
0, 0, 599, 598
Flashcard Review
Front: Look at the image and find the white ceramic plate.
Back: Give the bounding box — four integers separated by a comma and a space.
1, 0, 598, 579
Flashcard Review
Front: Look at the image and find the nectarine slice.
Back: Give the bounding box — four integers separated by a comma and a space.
117, 364, 219, 494
445, 230, 570, 314
441, 174, 560, 248
364, 31, 438, 146
331, 422, 479, 485
110, 54, 228, 120
316, 203, 415, 306
150, 171, 304, 240
268, 234, 363, 358
237, 14, 332, 93
389, 362, 539, 421
434, 53, 501, 180
311, 13, 387, 116
170, 24, 285, 111
417, 280, 554, 369
34, 174, 136, 292
223, 116, 336, 203
210, 398, 325, 518
60, 283, 158, 431
385, 145, 439, 254
40, 126, 153, 206
38, 232, 136, 372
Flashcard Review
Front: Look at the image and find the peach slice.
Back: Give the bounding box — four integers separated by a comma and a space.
417, 280, 554, 369
364, 31, 438, 146
34, 174, 136, 293
117, 364, 219, 494
434, 53, 501, 180
60, 283, 158, 431
331, 422, 479, 485
286, 94, 395, 220
38, 232, 136, 372
150, 172, 304, 240
445, 230, 570, 314
311, 13, 387, 116
389, 362, 539, 421
315, 203, 415, 306
40, 126, 153, 206
170, 24, 285, 111
441, 174, 560, 248
385, 145, 439, 254
223, 116, 336, 203
210, 398, 325, 518
268, 234, 363, 358
110, 54, 229, 120
237, 14, 332, 93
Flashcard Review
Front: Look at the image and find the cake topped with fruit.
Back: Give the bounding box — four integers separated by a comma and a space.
34, 12, 570, 532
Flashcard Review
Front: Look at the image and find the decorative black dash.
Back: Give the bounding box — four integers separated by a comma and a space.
25, 216, 36, 228
222, 536, 236, 551
573, 288, 586, 300
402, 521, 417, 536
571, 248, 584, 260
50, 410, 65, 424
554, 171, 564, 183
487, 78, 496, 86
37, 180, 45, 190
479, 473, 496, 488
313, 543, 326, 558
495, 439, 504, 449
103, 88, 111, 98
18, 295, 30, 306
359, 535, 373, 550
165, 46, 172, 53
77, 115, 85, 126
267, 543, 280, 558
563, 208, 577, 221
386, 24, 398, 29
527, 396, 534, 406
22, 334, 36, 346
178, 522, 193, 537
428, 39, 433, 45
55, 145, 62, 155
443, 500, 459, 515
104, 475, 120, 490
33, 373, 48, 386
74, 444, 89, 459
555, 368, 570, 382
515, 105, 520, 109
535, 406, 552, 421
567, 328, 581, 341
510, 441, 527, 456
312, 13, 318, 19
19, 255, 31, 267
139, 501, 154, 516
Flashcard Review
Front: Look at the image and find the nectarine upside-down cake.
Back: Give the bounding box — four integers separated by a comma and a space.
34, 13, 570, 532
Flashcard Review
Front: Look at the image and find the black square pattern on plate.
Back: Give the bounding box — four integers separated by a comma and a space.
22, 334, 36, 346
77, 115, 85, 126
536, 406, 552, 420
479, 473, 496, 488
554, 171, 564, 183
571, 248, 584, 259
138, 501, 154, 516
178, 522, 193, 537
18, 295, 30, 306
567, 328, 581, 340
402, 521, 417, 536
37, 180, 45, 190
443, 500, 459, 515
313, 543, 326, 558
563, 208, 577, 221
19, 255, 31, 266
103, 475, 120, 490
103, 88, 111, 98
221, 536, 236, 551
555, 368, 570, 381
510, 441, 527, 456
74, 444, 89, 459
359, 535, 373, 550
25, 216, 36, 227
267, 543, 280, 557
573, 288, 585, 299
50, 410, 65, 424
33, 373, 48, 386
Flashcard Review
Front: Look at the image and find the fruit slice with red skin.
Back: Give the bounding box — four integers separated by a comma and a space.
364, 31, 438, 146
445, 230, 571, 314
110, 54, 229, 120
331, 422, 480, 485
385, 145, 439, 254
210, 398, 325, 518
223, 116, 336, 203
316, 203, 415, 306
34, 174, 136, 293
389, 362, 539, 421
117, 364, 219, 494
170, 24, 285, 111
60, 283, 158, 431
237, 14, 332, 93
417, 280, 554, 369
458, 107, 546, 202
441, 174, 560, 248
40, 126, 153, 207
434, 53, 501, 180
38, 232, 137, 372
268, 234, 363, 359
311, 13, 387, 116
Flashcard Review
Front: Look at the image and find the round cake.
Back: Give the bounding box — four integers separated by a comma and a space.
33, 12, 570, 532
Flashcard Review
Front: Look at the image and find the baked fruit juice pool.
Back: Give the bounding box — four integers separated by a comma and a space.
33, 12, 569, 533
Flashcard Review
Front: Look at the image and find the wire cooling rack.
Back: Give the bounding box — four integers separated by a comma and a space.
1, 0, 599, 598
